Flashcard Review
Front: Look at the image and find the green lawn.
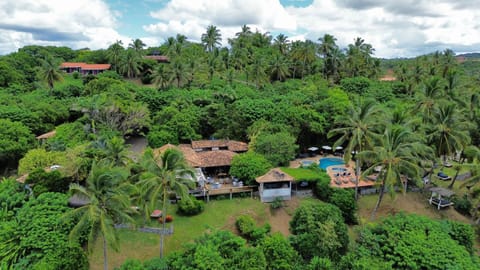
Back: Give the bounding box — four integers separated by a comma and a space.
89, 198, 267, 270
280, 167, 322, 181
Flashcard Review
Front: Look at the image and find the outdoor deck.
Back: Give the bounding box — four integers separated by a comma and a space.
326, 166, 376, 189
190, 183, 255, 201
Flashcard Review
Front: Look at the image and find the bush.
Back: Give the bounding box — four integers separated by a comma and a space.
177, 196, 205, 216
236, 215, 256, 235
270, 197, 284, 210
229, 152, 271, 185
330, 188, 357, 224
313, 174, 333, 201
453, 194, 472, 216
236, 215, 271, 245
289, 201, 349, 261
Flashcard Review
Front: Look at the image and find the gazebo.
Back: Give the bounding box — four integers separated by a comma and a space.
256, 168, 294, 203
428, 187, 454, 210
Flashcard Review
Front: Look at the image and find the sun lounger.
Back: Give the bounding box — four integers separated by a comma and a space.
437, 172, 451, 181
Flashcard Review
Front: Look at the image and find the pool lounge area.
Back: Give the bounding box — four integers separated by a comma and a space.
319, 157, 345, 170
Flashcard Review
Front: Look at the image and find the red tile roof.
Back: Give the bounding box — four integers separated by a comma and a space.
191, 140, 248, 152
60, 62, 111, 70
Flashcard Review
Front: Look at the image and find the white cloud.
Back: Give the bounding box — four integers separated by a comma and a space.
144, 0, 480, 58
144, 0, 297, 46
0, 0, 128, 54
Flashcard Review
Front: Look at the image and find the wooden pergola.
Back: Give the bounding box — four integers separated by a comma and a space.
428, 187, 454, 210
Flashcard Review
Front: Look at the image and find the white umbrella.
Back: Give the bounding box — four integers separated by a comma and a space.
335, 146, 343, 150
322, 145, 332, 150
308, 146, 319, 151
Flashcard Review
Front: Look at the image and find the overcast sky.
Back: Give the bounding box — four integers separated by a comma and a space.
1, 0, 479, 58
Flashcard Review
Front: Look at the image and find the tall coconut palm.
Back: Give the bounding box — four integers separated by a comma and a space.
170, 60, 187, 88
67, 163, 134, 270
328, 100, 380, 200
107, 40, 125, 73
360, 126, 430, 219
269, 54, 290, 82
138, 148, 195, 258
415, 76, 443, 123
152, 64, 171, 90
426, 103, 471, 167
201, 25, 222, 53
38, 55, 63, 90
249, 57, 268, 89
128, 38, 146, 55
121, 49, 141, 78
318, 34, 338, 79
273, 34, 289, 55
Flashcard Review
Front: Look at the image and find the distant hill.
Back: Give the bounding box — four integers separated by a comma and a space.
456, 52, 480, 59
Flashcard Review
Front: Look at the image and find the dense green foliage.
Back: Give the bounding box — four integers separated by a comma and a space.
290, 201, 349, 261
235, 215, 271, 245
177, 196, 205, 216
1, 26, 480, 269
229, 152, 271, 185
355, 214, 479, 269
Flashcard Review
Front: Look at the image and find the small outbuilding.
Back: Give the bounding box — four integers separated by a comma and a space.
256, 168, 294, 203
428, 187, 454, 210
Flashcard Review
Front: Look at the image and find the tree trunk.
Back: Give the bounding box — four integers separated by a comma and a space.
448, 169, 460, 189
371, 181, 385, 220
355, 158, 360, 201
160, 187, 168, 258
103, 235, 108, 270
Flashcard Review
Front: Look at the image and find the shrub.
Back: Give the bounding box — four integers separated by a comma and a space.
177, 196, 205, 216
72, 71, 80, 79
313, 174, 333, 201
236, 215, 271, 245
236, 215, 256, 235
229, 152, 271, 185
330, 188, 357, 224
289, 201, 349, 261
453, 194, 472, 216
270, 197, 284, 210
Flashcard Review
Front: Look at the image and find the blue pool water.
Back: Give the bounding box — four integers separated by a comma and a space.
319, 157, 345, 170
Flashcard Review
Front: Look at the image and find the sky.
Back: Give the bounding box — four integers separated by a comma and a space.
1, 0, 480, 58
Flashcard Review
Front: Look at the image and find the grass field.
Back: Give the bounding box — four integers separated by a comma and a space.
89, 198, 268, 270
89, 186, 476, 269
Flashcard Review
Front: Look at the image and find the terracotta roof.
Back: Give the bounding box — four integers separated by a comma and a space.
191, 140, 248, 152
144, 55, 170, 62
36, 130, 56, 140
196, 150, 237, 167
256, 168, 294, 183
60, 62, 111, 70
178, 144, 203, 167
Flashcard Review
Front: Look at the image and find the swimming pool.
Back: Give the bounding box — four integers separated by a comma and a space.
319, 157, 345, 170
301, 160, 314, 167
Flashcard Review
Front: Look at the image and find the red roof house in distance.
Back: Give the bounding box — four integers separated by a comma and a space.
60, 62, 111, 75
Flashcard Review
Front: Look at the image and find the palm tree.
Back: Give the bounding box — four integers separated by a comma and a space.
328, 100, 380, 200
318, 34, 337, 78
273, 34, 289, 55
107, 40, 125, 73
269, 54, 290, 82
67, 163, 134, 270
152, 64, 171, 90
426, 103, 471, 168
101, 136, 131, 167
170, 60, 187, 88
138, 148, 195, 258
38, 55, 63, 89
201, 25, 222, 52
415, 77, 443, 123
360, 126, 430, 219
128, 38, 146, 55
121, 49, 141, 78
249, 57, 267, 89
206, 53, 219, 82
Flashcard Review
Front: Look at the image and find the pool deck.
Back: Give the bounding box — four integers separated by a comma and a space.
290, 154, 376, 189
